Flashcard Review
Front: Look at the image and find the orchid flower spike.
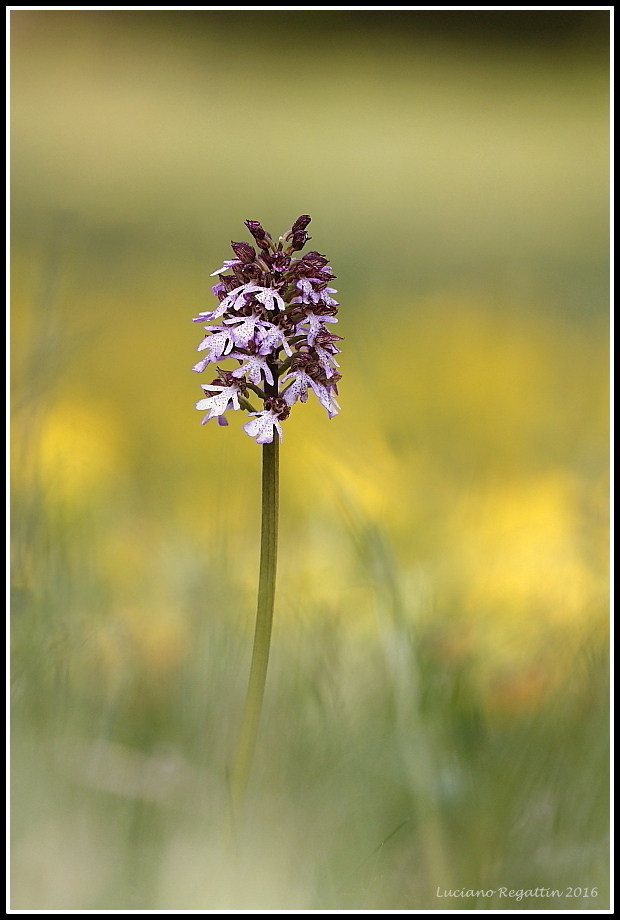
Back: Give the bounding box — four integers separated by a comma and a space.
192, 216, 341, 442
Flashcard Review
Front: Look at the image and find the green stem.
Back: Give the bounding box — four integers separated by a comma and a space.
230, 434, 279, 815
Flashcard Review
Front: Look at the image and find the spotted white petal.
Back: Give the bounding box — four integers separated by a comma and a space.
196, 384, 240, 419
308, 378, 339, 417
256, 323, 293, 356
255, 287, 286, 311
230, 353, 274, 386
315, 344, 340, 377
196, 328, 234, 359
192, 354, 212, 373
223, 312, 264, 347
282, 370, 310, 406
220, 283, 264, 313
243, 410, 283, 444
295, 312, 338, 345
318, 289, 339, 307
209, 259, 242, 276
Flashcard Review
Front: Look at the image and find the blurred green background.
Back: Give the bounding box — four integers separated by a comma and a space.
11, 10, 609, 910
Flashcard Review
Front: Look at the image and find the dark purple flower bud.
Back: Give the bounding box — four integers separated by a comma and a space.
244, 221, 272, 251
245, 220, 266, 239
264, 396, 291, 421
271, 252, 291, 273
290, 230, 310, 252
302, 251, 329, 269
240, 263, 262, 281
291, 215, 311, 233
314, 330, 343, 346
312, 302, 338, 317
314, 268, 337, 283
231, 241, 257, 263
220, 275, 241, 293
286, 259, 307, 280
291, 353, 312, 371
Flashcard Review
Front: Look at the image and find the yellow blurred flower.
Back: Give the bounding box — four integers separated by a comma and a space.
24, 400, 122, 503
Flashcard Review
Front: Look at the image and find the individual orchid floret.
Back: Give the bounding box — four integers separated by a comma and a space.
312, 330, 343, 377
312, 345, 340, 378
282, 370, 339, 417
230, 351, 274, 387
193, 325, 235, 364
295, 278, 322, 304
243, 398, 290, 445
295, 308, 339, 346
196, 370, 246, 425
223, 311, 267, 348
192, 215, 341, 441
281, 355, 340, 418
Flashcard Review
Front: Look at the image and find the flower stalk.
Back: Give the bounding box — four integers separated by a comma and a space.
230, 435, 279, 814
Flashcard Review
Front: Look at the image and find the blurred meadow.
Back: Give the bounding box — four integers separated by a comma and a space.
10, 10, 610, 910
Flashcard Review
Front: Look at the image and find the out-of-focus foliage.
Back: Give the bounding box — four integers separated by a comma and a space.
11, 10, 609, 910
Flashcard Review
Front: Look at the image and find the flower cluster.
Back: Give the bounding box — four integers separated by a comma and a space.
193, 216, 342, 444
